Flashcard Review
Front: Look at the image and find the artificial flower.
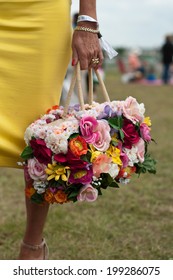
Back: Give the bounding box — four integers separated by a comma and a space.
25, 185, 36, 199
69, 166, 93, 185
122, 118, 140, 149
30, 138, 52, 165
27, 158, 47, 181
69, 135, 88, 157
140, 123, 151, 142
143, 116, 151, 126
92, 119, 111, 151
20, 95, 156, 204
77, 184, 98, 202
106, 145, 122, 166
79, 116, 99, 144
66, 149, 88, 169
44, 189, 55, 204
33, 181, 47, 194
122, 96, 145, 124
45, 162, 70, 181
54, 190, 68, 204
134, 138, 145, 163
92, 154, 112, 178
89, 146, 102, 163
117, 166, 136, 180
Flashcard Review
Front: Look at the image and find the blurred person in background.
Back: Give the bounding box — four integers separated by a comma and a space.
127, 48, 146, 82
160, 35, 173, 84
121, 48, 146, 83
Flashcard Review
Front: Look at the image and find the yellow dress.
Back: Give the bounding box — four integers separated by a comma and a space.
0, 0, 72, 168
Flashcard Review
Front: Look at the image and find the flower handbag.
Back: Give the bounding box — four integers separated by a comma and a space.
20, 63, 156, 204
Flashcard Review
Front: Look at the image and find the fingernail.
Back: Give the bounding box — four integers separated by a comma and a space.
71, 59, 75, 66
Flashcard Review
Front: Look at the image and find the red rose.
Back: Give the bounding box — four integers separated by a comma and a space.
30, 139, 52, 165
65, 149, 88, 169
122, 119, 140, 149
54, 153, 67, 163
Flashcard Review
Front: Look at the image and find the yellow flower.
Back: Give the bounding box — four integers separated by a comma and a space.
89, 145, 102, 162
106, 145, 122, 165
73, 170, 87, 179
111, 132, 119, 143
144, 117, 152, 127
45, 162, 70, 181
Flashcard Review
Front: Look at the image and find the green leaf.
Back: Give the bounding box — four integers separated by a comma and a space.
108, 116, 123, 130
119, 129, 124, 141
67, 191, 78, 200
30, 192, 44, 204
100, 173, 119, 189
69, 133, 79, 140
135, 154, 157, 175
97, 188, 103, 196
111, 140, 119, 147
108, 117, 124, 141
81, 151, 91, 162
20, 146, 33, 160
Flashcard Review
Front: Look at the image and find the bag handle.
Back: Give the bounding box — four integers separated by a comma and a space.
63, 62, 110, 117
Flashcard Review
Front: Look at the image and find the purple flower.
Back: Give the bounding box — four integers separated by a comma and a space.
98, 105, 117, 119
69, 166, 93, 185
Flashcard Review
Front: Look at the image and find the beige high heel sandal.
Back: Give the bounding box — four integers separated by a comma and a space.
21, 238, 49, 260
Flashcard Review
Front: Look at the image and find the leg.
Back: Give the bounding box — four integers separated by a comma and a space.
162, 63, 170, 84
18, 173, 49, 260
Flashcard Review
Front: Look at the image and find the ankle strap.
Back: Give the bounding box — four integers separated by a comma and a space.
21, 238, 46, 251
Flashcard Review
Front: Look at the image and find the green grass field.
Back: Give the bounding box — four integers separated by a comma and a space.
0, 68, 173, 260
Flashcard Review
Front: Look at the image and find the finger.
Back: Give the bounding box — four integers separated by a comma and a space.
97, 49, 104, 68
78, 53, 89, 70
90, 58, 99, 70
72, 48, 78, 67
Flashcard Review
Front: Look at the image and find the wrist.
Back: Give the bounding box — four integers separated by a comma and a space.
77, 21, 98, 29
77, 14, 98, 29
74, 26, 99, 35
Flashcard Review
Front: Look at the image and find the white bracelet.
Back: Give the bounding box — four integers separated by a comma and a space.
77, 15, 98, 26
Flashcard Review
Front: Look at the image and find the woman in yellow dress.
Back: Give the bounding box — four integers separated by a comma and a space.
0, 0, 103, 259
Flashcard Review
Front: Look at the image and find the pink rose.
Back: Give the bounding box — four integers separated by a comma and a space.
93, 154, 112, 178
77, 184, 98, 202
134, 138, 145, 163
122, 96, 145, 124
79, 116, 99, 144
93, 120, 111, 151
28, 158, 47, 181
120, 151, 129, 168
140, 123, 151, 142
122, 119, 140, 149
118, 142, 129, 168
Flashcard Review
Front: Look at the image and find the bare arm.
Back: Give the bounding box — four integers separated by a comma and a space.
79, 0, 97, 20
71, 0, 103, 70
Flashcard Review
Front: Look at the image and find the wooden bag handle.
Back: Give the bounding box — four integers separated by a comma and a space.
63, 62, 110, 117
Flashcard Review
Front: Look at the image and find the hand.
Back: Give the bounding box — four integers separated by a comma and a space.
71, 28, 104, 70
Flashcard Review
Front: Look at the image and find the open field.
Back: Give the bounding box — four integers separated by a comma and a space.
0, 67, 173, 260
